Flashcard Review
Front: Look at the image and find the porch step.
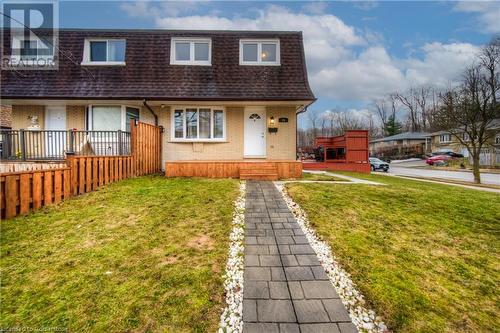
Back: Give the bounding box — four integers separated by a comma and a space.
239, 164, 279, 180
239, 173, 279, 181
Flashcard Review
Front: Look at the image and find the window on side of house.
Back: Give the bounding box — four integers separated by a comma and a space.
440, 133, 451, 143
88, 105, 140, 131
240, 39, 280, 65
495, 134, 500, 145
171, 107, 225, 141
125, 107, 140, 132
82, 39, 126, 65
170, 38, 211, 65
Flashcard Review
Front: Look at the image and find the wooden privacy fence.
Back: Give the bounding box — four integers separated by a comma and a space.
0, 121, 162, 219
1, 168, 72, 218
132, 122, 162, 176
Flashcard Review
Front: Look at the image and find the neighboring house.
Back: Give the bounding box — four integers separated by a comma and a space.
369, 132, 431, 158
1, 29, 315, 178
428, 118, 500, 166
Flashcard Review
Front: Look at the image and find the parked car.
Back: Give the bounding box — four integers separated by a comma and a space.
426, 154, 452, 165
369, 157, 389, 172
431, 150, 464, 158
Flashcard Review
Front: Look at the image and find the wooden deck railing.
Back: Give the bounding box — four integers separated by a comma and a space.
0, 121, 162, 219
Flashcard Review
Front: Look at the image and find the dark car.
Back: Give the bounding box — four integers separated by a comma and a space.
369, 157, 389, 172
431, 150, 464, 158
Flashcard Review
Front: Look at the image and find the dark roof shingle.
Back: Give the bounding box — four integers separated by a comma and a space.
1, 29, 315, 102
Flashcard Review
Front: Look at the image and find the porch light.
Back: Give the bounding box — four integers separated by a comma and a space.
269, 116, 275, 126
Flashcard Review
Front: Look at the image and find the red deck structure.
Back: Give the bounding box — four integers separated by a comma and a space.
303, 130, 370, 173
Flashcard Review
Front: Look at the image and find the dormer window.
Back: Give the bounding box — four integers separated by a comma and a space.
240, 39, 280, 66
170, 38, 211, 65
82, 39, 126, 65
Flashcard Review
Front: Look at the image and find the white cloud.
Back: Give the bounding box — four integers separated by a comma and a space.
454, 1, 500, 33
121, 2, 480, 103
302, 2, 329, 15
403, 42, 480, 87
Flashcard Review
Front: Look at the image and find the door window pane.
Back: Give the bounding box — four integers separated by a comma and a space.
194, 42, 209, 61
125, 107, 139, 132
262, 43, 276, 62
199, 109, 211, 139
214, 110, 223, 138
243, 43, 258, 62
186, 109, 198, 139
175, 42, 190, 61
92, 106, 121, 131
90, 41, 107, 61
174, 110, 183, 138
108, 40, 126, 61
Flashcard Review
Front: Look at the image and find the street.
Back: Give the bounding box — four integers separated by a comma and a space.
385, 161, 500, 186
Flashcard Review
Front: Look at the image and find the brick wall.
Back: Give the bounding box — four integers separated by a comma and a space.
0, 105, 12, 128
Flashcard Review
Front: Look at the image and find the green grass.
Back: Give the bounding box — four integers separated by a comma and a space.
286, 173, 500, 332
297, 172, 345, 181
1, 175, 239, 332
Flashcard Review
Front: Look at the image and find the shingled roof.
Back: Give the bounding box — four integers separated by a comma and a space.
1, 29, 315, 102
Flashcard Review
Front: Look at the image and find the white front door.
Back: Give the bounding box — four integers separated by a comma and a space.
45, 106, 66, 158
244, 107, 266, 157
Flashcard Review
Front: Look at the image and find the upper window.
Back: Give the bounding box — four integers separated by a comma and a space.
171, 107, 225, 141
82, 39, 126, 65
170, 38, 211, 65
440, 133, 452, 143
495, 134, 500, 145
239, 39, 280, 65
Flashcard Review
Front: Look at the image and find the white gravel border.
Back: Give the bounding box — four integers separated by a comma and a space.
218, 181, 246, 333
275, 182, 389, 333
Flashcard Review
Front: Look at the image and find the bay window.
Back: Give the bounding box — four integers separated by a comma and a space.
171, 107, 225, 141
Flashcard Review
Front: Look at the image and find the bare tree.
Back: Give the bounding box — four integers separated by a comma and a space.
396, 88, 420, 131
307, 110, 319, 141
478, 36, 500, 107
372, 98, 388, 135
437, 38, 500, 183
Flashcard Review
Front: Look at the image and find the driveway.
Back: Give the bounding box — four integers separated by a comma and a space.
386, 161, 500, 186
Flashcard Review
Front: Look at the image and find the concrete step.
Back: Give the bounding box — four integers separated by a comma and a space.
240, 173, 279, 181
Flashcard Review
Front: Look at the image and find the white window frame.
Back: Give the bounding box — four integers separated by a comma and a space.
87, 105, 140, 131
170, 38, 212, 66
81, 39, 126, 66
170, 106, 226, 142
495, 134, 500, 145
239, 39, 280, 66
439, 133, 452, 143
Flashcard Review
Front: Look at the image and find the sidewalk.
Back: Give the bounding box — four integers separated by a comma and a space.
243, 181, 358, 333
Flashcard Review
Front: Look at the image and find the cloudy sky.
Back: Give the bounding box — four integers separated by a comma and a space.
60, 0, 499, 127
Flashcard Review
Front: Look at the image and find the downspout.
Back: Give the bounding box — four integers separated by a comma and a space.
296, 105, 308, 160
143, 99, 158, 126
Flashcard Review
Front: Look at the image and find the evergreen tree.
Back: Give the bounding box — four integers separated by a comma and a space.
384, 114, 402, 136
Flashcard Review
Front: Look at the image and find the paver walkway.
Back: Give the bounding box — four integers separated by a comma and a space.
243, 181, 358, 333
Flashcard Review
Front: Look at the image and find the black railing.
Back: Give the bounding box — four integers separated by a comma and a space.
0, 129, 131, 161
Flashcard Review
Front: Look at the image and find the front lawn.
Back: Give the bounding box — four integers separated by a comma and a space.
1, 175, 239, 332
299, 172, 345, 181
286, 173, 500, 332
